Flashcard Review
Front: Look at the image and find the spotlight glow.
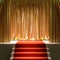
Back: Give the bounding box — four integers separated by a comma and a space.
43, 40, 49, 43
10, 40, 18, 43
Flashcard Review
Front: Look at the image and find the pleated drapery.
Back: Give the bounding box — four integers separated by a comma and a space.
0, 0, 60, 42
1, 0, 59, 42
8, 1, 49, 41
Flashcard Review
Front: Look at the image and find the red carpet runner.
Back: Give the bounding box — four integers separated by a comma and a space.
10, 41, 51, 60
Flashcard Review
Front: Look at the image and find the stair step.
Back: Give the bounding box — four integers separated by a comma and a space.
13, 48, 49, 49
16, 41, 45, 44
13, 54, 48, 57
13, 48, 48, 52
15, 44, 46, 48
11, 52, 50, 57
11, 59, 50, 60
10, 57, 51, 60
11, 52, 49, 54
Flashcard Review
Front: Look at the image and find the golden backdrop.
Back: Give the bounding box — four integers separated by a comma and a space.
8, 0, 49, 41
0, 0, 50, 42
0, 0, 60, 42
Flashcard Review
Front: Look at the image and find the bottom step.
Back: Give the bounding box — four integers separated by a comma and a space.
10, 57, 51, 60
12, 59, 50, 60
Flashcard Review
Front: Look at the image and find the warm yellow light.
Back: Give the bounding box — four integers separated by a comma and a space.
29, 37, 36, 40
44, 36, 49, 40
40, 37, 44, 40
40, 36, 49, 40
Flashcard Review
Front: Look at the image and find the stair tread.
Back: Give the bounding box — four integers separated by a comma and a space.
16, 41, 45, 44
13, 48, 48, 52
12, 52, 49, 54
10, 57, 51, 59
13, 48, 48, 49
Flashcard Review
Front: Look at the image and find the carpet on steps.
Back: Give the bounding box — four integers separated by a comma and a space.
10, 41, 51, 60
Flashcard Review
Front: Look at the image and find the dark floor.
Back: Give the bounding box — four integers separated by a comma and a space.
0, 43, 60, 60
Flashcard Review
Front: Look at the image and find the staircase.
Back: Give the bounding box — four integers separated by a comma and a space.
10, 41, 51, 60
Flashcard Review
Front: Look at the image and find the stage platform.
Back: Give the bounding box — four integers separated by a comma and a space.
0, 41, 60, 60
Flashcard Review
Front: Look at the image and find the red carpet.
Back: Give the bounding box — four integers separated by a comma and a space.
10, 41, 51, 60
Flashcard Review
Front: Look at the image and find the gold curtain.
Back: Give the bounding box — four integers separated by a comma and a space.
8, 0, 49, 41
0, 0, 53, 42
0, 0, 60, 42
